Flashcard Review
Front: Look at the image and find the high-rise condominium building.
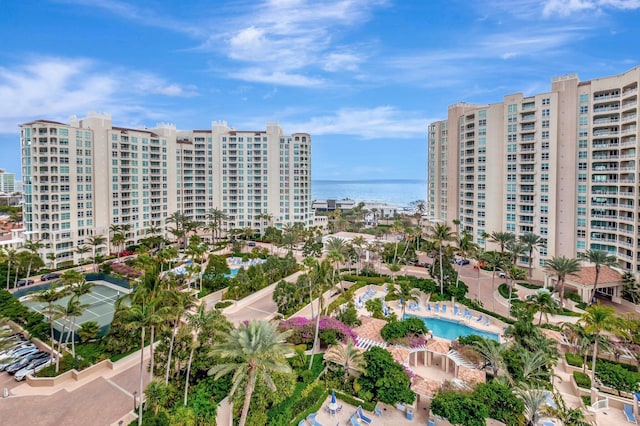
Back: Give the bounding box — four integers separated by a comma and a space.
428, 66, 640, 281
20, 112, 311, 267
0, 169, 16, 193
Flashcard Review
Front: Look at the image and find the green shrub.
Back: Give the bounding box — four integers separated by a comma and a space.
576, 302, 588, 310
214, 301, 233, 309
498, 283, 518, 300
595, 360, 640, 393
458, 335, 485, 346
463, 300, 515, 325
573, 371, 592, 389
565, 291, 583, 303
565, 353, 583, 368
516, 282, 542, 290
341, 274, 388, 284
334, 390, 376, 412
540, 323, 562, 331
380, 317, 428, 342
581, 396, 591, 407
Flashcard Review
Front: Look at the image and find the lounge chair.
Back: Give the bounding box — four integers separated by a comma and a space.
356, 406, 372, 424
542, 422, 555, 426
483, 318, 490, 326
453, 305, 459, 316
298, 421, 307, 426
427, 303, 431, 312
349, 415, 360, 426
435, 303, 440, 313
624, 404, 637, 424
428, 419, 436, 426
307, 412, 323, 426
442, 304, 447, 313
476, 315, 484, 322
374, 405, 383, 416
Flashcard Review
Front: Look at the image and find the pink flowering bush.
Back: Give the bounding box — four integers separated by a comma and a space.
279, 316, 357, 347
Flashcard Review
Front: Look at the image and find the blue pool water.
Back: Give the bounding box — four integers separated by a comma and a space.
406, 315, 499, 342
225, 268, 239, 278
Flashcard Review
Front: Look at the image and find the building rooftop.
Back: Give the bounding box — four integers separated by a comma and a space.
566, 265, 622, 286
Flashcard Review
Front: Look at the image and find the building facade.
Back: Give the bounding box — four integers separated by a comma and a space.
20, 113, 311, 267
0, 169, 15, 193
428, 66, 640, 281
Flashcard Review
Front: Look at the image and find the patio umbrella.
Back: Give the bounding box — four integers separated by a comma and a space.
331, 390, 336, 404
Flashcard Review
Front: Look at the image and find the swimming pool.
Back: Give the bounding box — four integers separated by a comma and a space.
406, 315, 499, 342
225, 268, 239, 278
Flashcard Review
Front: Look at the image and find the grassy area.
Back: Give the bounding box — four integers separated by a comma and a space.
516, 282, 543, 290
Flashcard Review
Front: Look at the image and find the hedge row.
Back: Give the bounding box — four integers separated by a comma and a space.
341, 274, 388, 284
565, 353, 583, 368
574, 371, 592, 389
334, 390, 377, 412
462, 300, 515, 325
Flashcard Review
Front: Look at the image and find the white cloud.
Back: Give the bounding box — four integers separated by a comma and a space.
0, 57, 197, 133
542, 0, 640, 16
230, 68, 325, 87
284, 106, 432, 139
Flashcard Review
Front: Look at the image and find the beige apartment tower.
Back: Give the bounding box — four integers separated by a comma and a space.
428, 66, 640, 282
20, 113, 311, 267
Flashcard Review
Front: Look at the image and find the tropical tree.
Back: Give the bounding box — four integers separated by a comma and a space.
307, 259, 333, 369
622, 272, 640, 304
75, 245, 91, 265
524, 290, 560, 325
387, 280, 420, 317
164, 291, 197, 385
59, 295, 89, 359
473, 338, 510, 381
490, 231, 516, 253
4, 248, 18, 290
519, 233, 545, 279
545, 256, 580, 304
455, 231, 478, 288
125, 302, 164, 426
505, 240, 527, 266
86, 234, 106, 272
515, 385, 549, 426
31, 283, 69, 370
23, 239, 44, 281
183, 304, 218, 405
429, 222, 456, 294
324, 338, 366, 384
208, 320, 294, 426
578, 249, 618, 303
46, 253, 57, 269
580, 304, 629, 383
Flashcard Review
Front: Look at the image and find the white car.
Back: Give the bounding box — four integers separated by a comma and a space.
15, 357, 52, 381
0, 343, 33, 361
0, 346, 37, 370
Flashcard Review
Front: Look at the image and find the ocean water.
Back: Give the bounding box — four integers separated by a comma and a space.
311, 179, 426, 207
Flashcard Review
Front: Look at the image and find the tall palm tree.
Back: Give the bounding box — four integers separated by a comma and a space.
183, 303, 217, 405
429, 222, 455, 294
23, 239, 44, 281
481, 250, 502, 310
578, 249, 618, 303
506, 239, 527, 266
59, 295, 89, 359
125, 302, 164, 426
75, 245, 91, 265
473, 338, 510, 381
46, 253, 57, 269
390, 220, 406, 264
481, 231, 490, 251
164, 291, 197, 385
86, 235, 106, 272
545, 256, 580, 305
387, 280, 420, 317
4, 248, 18, 290
455, 231, 478, 288
525, 290, 561, 325
490, 231, 516, 253
516, 385, 549, 426
324, 338, 365, 384
519, 233, 545, 279
31, 283, 69, 369
326, 238, 347, 284
209, 320, 294, 426
111, 232, 126, 257
308, 259, 333, 369
580, 304, 629, 383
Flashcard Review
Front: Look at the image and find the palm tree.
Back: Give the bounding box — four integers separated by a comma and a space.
580, 304, 629, 383
455, 231, 478, 288
112, 232, 126, 257
387, 280, 420, 317
208, 320, 294, 426
23, 239, 44, 282
481, 250, 502, 310
325, 237, 347, 284
46, 252, 57, 269
4, 248, 18, 290
183, 304, 217, 405
481, 231, 490, 251
506, 239, 527, 266
31, 283, 69, 369
75, 245, 91, 265
324, 338, 365, 384
490, 231, 516, 253
429, 222, 455, 294
545, 256, 580, 305
474, 338, 510, 381
308, 259, 333, 369
516, 385, 549, 426
525, 290, 561, 325
578, 249, 618, 303
519, 233, 545, 279
125, 302, 164, 426
59, 295, 89, 359
86, 235, 106, 272
164, 291, 197, 385
390, 220, 406, 264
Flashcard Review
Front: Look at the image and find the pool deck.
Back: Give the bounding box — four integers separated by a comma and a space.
353, 285, 506, 341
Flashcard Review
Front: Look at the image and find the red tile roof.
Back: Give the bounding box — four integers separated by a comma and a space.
566, 265, 621, 286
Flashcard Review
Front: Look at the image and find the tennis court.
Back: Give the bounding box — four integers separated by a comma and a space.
21, 280, 126, 339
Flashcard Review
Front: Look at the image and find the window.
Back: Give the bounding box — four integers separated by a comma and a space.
579, 106, 588, 114
542, 109, 550, 117
579, 94, 589, 103
508, 104, 517, 113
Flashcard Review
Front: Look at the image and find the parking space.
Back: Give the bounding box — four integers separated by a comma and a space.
0, 371, 21, 393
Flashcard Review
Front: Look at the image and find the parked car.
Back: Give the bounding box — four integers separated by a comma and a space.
5, 351, 47, 374
41, 273, 61, 281
247, 241, 256, 247
0, 346, 38, 370
15, 357, 52, 381
0, 343, 32, 361
498, 271, 506, 279
16, 279, 34, 287
456, 259, 470, 266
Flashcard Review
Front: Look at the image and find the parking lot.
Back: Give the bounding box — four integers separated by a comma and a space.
0, 370, 20, 394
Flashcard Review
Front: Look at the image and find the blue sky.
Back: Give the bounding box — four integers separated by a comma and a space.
1, 0, 640, 180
